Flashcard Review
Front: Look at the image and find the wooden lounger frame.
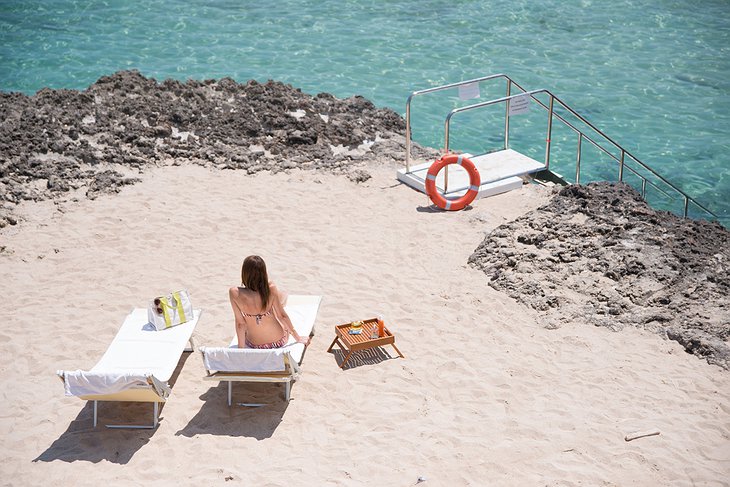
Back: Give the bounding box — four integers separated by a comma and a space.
201, 350, 301, 405
57, 335, 195, 429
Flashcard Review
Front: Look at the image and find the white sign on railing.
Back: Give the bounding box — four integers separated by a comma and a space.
458, 82, 480, 100
508, 94, 531, 115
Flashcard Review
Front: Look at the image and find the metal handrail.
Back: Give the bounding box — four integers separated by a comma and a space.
440, 86, 718, 220
405, 73, 512, 171
406, 74, 618, 181
408, 75, 655, 177
531, 91, 716, 218
444, 89, 546, 152
445, 91, 673, 200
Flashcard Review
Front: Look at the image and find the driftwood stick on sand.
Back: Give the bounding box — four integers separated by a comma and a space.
625, 429, 661, 442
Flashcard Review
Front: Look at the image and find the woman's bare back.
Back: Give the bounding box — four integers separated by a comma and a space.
229, 285, 286, 346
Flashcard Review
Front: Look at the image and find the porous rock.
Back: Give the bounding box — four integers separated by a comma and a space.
469, 182, 730, 369
0, 70, 437, 219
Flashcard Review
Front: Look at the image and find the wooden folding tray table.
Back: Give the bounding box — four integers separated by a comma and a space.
327, 318, 404, 368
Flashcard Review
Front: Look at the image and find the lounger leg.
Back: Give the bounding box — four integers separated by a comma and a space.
285, 381, 291, 402
228, 381, 232, 407
105, 402, 161, 429
93, 401, 98, 428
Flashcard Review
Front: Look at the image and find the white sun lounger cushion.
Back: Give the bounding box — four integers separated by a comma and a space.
201, 345, 298, 372
60, 308, 202, 397
62, 370, 153, 397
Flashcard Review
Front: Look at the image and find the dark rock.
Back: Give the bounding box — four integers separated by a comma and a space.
0, 70, 422, 218
47, 175, 70, 192
0, 207, 18, 228
85, 170, 140, 199
347, 169, 371, 183
469, 182, 730, 370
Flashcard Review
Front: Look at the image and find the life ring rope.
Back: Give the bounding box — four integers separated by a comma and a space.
424, 154, 481, 211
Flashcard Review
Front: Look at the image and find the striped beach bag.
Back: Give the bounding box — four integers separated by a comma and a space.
148, 290, 194, 330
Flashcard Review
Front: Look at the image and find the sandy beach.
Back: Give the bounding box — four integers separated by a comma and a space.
1, 160, 728, 486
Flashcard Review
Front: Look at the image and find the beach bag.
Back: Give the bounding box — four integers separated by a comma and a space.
148, 290, 194, 330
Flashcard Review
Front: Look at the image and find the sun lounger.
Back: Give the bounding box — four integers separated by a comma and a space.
57, 308, 202, 429
200, 295, 321, 405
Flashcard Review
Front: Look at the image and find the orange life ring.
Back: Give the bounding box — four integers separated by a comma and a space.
424, 154, 481, 211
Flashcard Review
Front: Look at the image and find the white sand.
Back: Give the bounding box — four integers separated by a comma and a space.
1, 162, 728, 486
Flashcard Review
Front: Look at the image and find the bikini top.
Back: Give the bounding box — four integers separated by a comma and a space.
239, 305, 275, 325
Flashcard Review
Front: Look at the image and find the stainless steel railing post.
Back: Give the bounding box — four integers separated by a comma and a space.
575, 133, 582, 184
443, 116, 452, 192
545, 95, 554, 170
504, 79, 511, 150
684, 196, 689, 218
619, 150, 625, 182
405, 94, 414, 173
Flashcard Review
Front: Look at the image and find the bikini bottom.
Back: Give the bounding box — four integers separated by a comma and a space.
246, 333, 289, 349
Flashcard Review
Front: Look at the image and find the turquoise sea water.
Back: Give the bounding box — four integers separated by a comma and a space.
1, 0, 728, 224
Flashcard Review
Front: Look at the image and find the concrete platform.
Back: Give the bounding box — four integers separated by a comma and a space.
397, 149, 546, 199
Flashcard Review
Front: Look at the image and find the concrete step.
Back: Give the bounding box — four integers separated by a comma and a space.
396, 148, 545, 199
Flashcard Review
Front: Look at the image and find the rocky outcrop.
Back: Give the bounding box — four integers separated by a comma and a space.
0, 70, 437, 227
469, 182, 730, 369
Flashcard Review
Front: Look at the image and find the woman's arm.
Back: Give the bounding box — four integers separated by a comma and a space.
229, 287, 247, 348
270, 281, 289, 307
271, 284, 309, 345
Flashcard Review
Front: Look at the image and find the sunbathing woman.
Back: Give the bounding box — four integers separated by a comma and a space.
229, 255, 310, 349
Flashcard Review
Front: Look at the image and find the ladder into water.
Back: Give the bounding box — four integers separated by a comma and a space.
398, 74, 717, 221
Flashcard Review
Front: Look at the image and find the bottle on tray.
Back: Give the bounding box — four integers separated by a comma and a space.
376, 314, 385, 337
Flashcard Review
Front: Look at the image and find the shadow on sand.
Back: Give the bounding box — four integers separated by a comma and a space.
34, 352, 192, 464
329, 346, 398, 370
175, 382, 288, 439
416, 204, 474, 213
176, 342, 318, 438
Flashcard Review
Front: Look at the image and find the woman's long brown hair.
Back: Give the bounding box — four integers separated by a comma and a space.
241, 255, 271, 310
